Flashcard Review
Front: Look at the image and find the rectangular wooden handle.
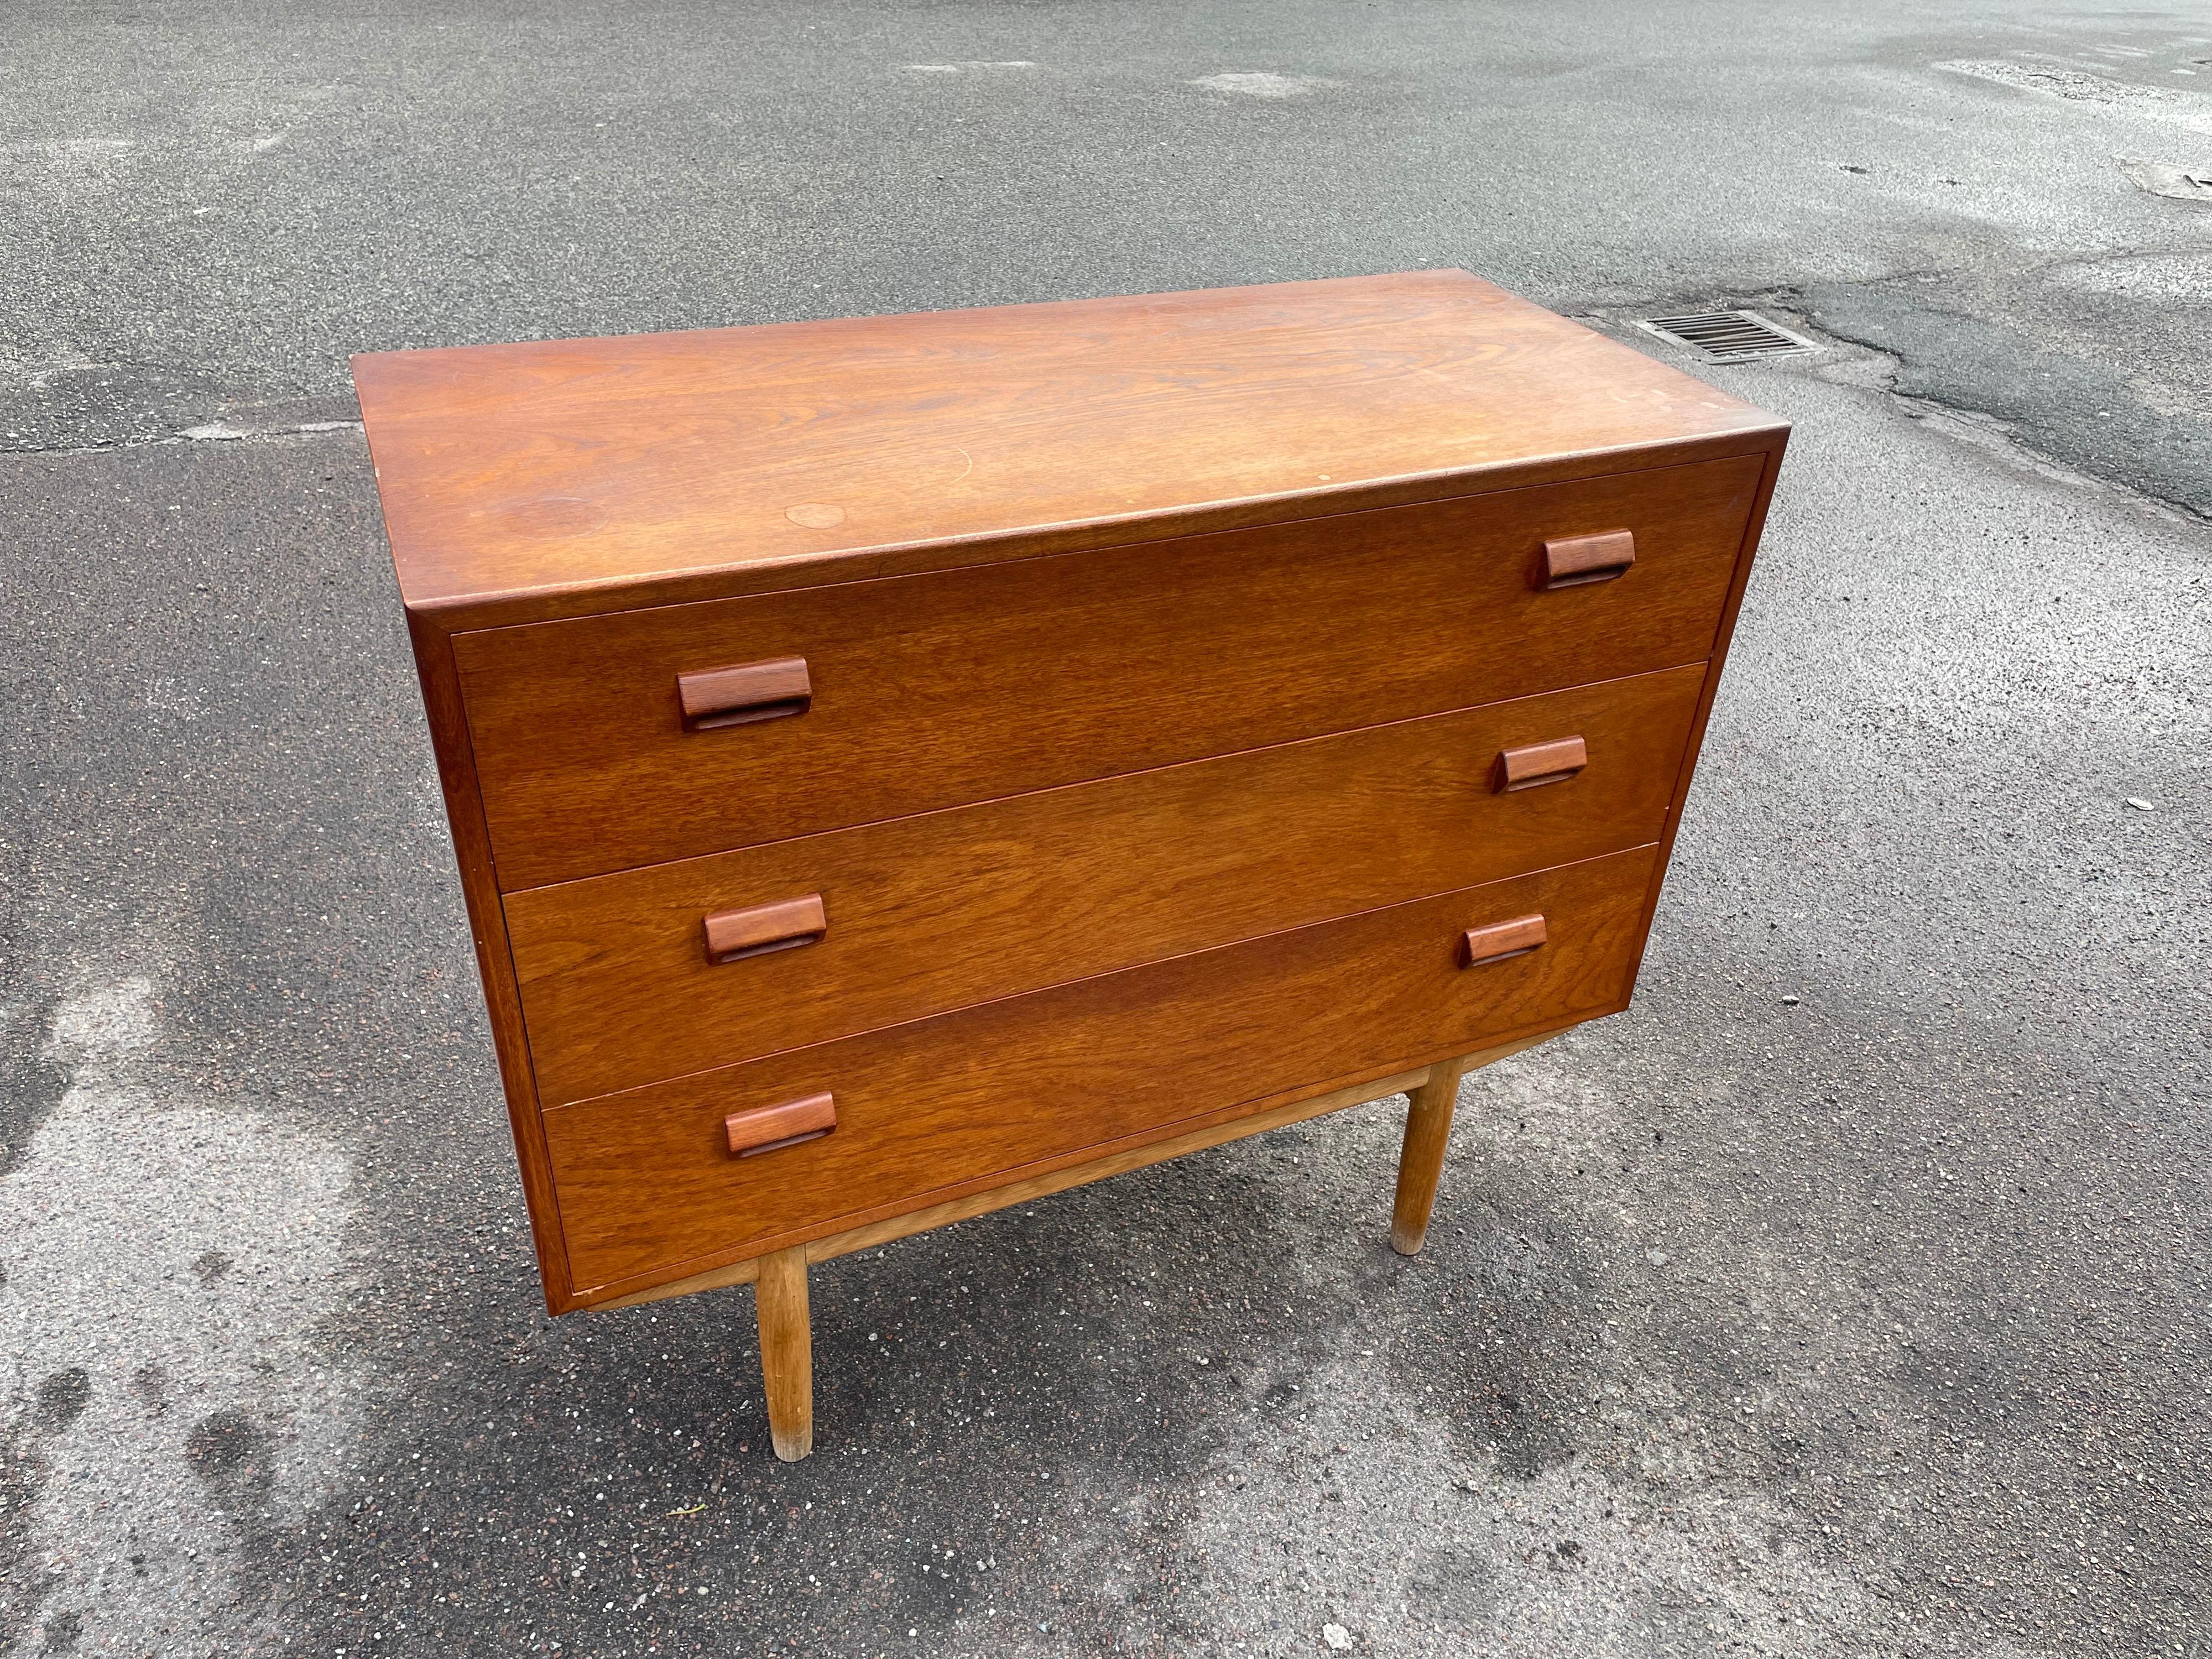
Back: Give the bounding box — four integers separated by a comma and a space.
703, 894, 827, 965
1492, 735, 1588, 793
1462, 914, 1547, 968
678, 656, 812, 731
1535, 530, 1635, 590
726, 1091, 836, 1157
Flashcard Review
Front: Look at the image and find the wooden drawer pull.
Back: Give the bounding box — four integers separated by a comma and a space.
1492, 735, 1588, 793
704, 894, 827, 965
727, 1091, 836, 1158
678, 656, 812, 731
1461, 913, 1547, 968
1535, 530, 1635, 589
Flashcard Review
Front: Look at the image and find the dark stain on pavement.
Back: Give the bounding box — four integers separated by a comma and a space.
33, 1370, 91, 1434
0, 997, 69, 1181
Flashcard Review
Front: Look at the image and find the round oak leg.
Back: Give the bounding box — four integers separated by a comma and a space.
1391, 1057, 1470, 1255
755, 1246, 813, 1460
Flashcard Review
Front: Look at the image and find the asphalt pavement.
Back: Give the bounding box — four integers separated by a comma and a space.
3, 3, 2209, 1656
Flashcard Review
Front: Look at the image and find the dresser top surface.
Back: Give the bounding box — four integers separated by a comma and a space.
353, 269, 1785, 620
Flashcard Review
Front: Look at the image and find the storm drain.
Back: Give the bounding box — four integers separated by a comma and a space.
1636, 310, 1820, 362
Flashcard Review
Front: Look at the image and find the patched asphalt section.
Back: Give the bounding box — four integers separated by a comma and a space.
1797, 272, 2212, 519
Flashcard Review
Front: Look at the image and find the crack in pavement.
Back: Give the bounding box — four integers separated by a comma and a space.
3, 419, 367, 458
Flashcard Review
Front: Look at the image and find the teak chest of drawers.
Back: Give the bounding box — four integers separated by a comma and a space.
355, 270, 1788, 1460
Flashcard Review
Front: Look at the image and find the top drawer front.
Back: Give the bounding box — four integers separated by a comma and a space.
457, 454, 1761, 889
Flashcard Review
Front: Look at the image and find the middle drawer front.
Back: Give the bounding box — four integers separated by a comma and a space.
507, 664, 1705, 1106
545, 844, 1658, 1296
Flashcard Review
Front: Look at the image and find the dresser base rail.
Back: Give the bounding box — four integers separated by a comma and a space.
588, 1031, 1559, 1460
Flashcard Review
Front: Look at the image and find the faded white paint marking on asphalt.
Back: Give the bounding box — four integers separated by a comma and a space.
1190, 72, 1341, 99
2, 978, 361, 1656
2115, 156, 2212, 201
144, 676, 207, 726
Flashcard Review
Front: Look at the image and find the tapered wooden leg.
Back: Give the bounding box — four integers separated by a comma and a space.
1391, 1056, 1471, 1256
755, 1245, 813, 1461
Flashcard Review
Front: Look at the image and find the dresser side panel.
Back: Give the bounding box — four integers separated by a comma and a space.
405, 608, 577, 1313
1624, 431, 1793, 980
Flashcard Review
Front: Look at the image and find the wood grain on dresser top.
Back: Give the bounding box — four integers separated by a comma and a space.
545, 846, 1658, 1300
353, 270, 1786, 629
458, 456, 1759, 888
507, 665, 1705, 1106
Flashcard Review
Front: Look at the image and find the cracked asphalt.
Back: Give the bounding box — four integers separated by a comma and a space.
3, 3, 2209, 1656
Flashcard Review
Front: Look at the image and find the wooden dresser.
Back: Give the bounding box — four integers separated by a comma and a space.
354, 270, 1787, 1460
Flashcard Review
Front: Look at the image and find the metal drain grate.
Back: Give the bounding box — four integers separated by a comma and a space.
1637, 310, 1819, 362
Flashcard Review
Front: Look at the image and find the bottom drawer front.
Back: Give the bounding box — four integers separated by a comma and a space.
545, 846, 1658, 1295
